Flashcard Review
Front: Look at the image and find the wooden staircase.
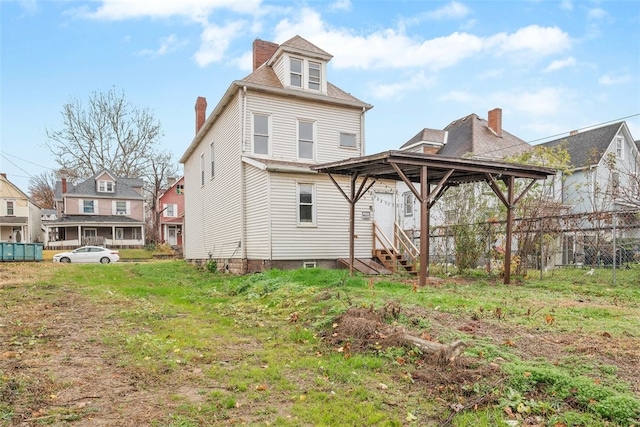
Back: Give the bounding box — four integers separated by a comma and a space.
374, 248, 417, 275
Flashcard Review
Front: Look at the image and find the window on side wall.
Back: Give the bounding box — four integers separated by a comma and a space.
298, 120, 314, 160
403, 192, 413, 216
253, 114, 269, 155
165, 204, 175, 217
116, 201, 127, 214
210, 141, 215, 178
340, 132, 356, 148
298, 183, 315, 225
6, 201, 14, 216
200, 154, 205, 186
290, 58, 302, 88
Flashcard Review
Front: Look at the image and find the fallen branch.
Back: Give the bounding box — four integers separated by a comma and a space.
403, 336, 467, 364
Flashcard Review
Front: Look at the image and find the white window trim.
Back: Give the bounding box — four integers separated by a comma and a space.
403, 192, 414, 217
210, 141, 215, 179
616, 137, 624, 159
80, 199, 98, 214
339, 132, 357, 149
308, 61, 321, 91
297, 182, 316, 226
290, 57, 303, 88
6, 200, 14, 216
297, 119, 316, 161
252, 113, 271, 156
200, 153, 205, 187
98, 180, 115, 193
286, 55, 326, 92
164, 203, 177, 218
113, 200, 128, 215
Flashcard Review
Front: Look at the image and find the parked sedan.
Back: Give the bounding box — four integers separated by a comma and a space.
53, 246, 120, 264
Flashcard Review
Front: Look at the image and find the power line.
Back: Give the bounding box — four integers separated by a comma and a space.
0, 150, 57, 171
528, 113, 640, 145
0, 153, 34, 179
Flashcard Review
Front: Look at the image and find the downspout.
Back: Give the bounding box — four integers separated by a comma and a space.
360, 107, 366, 155
240, 86, 248, 269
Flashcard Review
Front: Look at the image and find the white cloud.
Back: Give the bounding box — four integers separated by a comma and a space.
559, 0, 573, 11
496, 87, 566, 117
75, 0, 260, 22
439, 90, 476, 103
490, 25, 571, 57
275, 10, 571, 71
328, 0, 351, 12
137, 34, 186, 57
423, 1, 471, 21
598, 73, 632, 85
370, 72, 435, 99
193, 21, 246, 67
544, 56, 576, 72
587, 7, 609, 21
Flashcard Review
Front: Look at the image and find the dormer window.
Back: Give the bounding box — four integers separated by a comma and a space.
308, 62, 320, 90
287, 56, 325, 92
290, 58, 302, 88
98, 180, 114, 192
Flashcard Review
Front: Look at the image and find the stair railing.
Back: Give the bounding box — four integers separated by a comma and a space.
394, 223, 419, 271
373, 221, 400, 272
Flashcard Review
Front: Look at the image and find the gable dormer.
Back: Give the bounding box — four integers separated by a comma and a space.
268, 36, 332, 94
95, 171, 116, 193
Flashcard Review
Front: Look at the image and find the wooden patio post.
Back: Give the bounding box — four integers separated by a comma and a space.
420, 165, 429, 286
349, 174, 357, 276
504, 175, 515, 284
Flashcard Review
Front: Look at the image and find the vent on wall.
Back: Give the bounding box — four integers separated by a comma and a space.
303, 261, 317, 269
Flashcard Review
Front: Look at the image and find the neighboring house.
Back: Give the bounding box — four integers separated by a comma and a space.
539, 121, 640, 265
45, 170, 146, 249
157, 176, 184, 247
180, 36, 385, 273
397, 109, 531, 235
0, 172, 42, 243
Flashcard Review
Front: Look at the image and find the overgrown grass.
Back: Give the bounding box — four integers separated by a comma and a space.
3, 262, 639, 426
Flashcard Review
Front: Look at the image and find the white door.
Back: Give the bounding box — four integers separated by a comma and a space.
374, 192, 395, 250
168, 227, 177, 245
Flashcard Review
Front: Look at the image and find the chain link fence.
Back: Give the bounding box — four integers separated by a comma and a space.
428, 209, 640, 279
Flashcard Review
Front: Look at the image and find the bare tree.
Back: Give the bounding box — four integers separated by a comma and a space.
46, 87, 163, 179
144, 150, 179, 244
28, 171, 57, 209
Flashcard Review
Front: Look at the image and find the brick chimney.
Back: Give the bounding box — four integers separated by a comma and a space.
253, 39, 279, 71
488, 108, 502, 137
61, 178, 67, 194
195, 96, 207, 135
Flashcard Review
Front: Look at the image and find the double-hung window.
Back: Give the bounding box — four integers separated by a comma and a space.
116, 201, 127, 215
83, 200, 95, 214
253, 114, 269, 155
298, 183, 315, 225
165, 204, 176, 217
616, 137, 624, 159
298, 120, 314, 160
290, 58, 302, 88
308, 62, 321, 90
403, 192, 414, 217
200, 154, 205, 186
98, 181, 114, 192
6, 201, 14, 216
210, 141, 215, 178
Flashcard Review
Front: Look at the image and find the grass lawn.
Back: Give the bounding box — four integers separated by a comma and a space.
1, 262, 639, 426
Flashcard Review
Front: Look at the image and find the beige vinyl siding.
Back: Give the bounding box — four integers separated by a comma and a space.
269, 172, 373, 260
183, 92, 243, 260
244, 92, 363, 163
64, 197, 144, 219
244, 163, 270, 259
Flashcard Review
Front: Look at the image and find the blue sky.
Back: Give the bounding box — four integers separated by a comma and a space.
1, 0, 639, 192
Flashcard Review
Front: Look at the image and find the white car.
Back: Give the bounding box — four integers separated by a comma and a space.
53, 246, 120, 264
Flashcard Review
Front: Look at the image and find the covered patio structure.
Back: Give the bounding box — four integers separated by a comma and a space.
312, 150, 556, 285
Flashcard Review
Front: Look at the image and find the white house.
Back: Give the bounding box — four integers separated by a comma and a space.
180, 36, 395, 273
539, 121, 640, 265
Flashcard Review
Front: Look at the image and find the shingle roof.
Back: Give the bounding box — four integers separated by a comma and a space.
413, 113, 530, 159
55, 170, 145, 200
539, 122, 622, 169
400, 128, 447, 149
279, 35, 333, 60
